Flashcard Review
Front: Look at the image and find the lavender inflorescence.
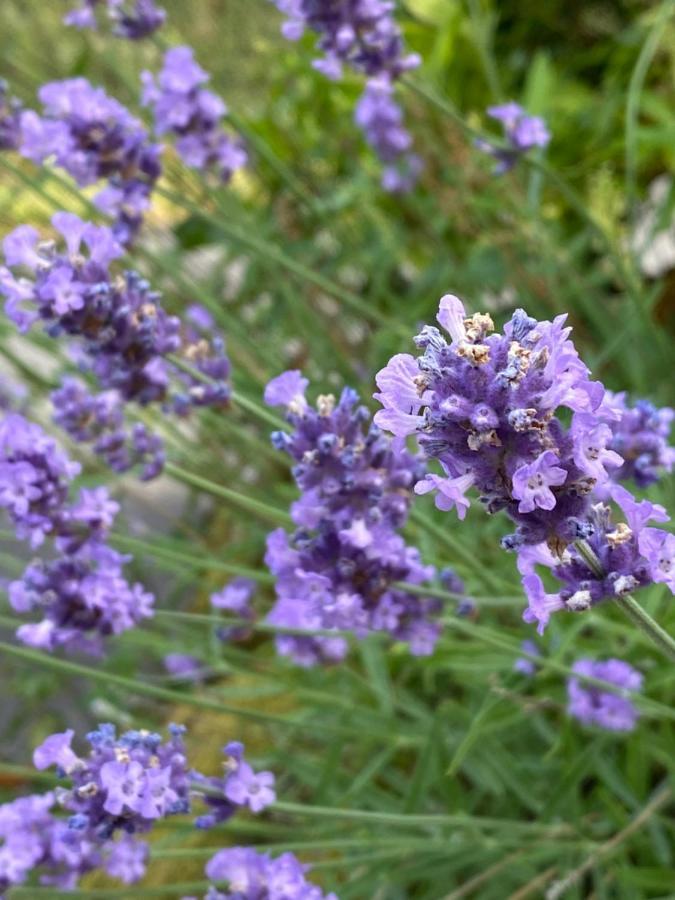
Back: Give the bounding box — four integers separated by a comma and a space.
0, 792, 147, 893
17, 78, 161, 244
65, 0, 166, 40
264, 371, 440, 665
477, 102, 550, 174
600, 391, 674, 490
0, 724, 275, 893
567, 658, 642, 732
142, 47, 247, 182
0, 412, 154, 653
374, 294, 675, 633
271, 0, 422, 191
188, 846, 338, 899
0, 215, 232, 479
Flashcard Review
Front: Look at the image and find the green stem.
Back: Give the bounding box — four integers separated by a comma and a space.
165, 462, 292, 527
110, 532, 275, 583
0, 640, 298, 727
625, 1, 675, 224
271, 800, 572, 835
575, 539, 675, 663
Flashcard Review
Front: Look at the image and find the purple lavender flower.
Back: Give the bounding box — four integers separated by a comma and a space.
0, 412, 80, 547
374, 295, 618, 551
0, 410, 155, 651
141, 47, 247, 182
33, 724, 191, 838
10, 543, 154, 654
0, 215, 231, 437
163, 653, 204, 680
52, 378, 165, 481
0, 80, 22, 150
271, 0, 421, 192
192, 742, 275, 830
18, 80, 161, 243
65, 0, 166, 39
599, 391, 674, 489
355, 76, 422, 192
513, 639, 540, 676
271, 0, 420, 81
264, 372, 440, 665
478, 101, 550, 173
567, 658, 642, 731
0, 791, 148, 892
192, 846, 338, 900
211, 578, 256, 642
517, 485, 672, 633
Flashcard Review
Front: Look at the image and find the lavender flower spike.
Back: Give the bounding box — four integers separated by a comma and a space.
598, 390, 674, 490
478, 101, 550, 174
517, 485, 672, 633
187, 846, 338, 900
567, 658, 642, 732
18, 79, 161, 243
0, 790, 148, 892
142, 47, 247, 182
264, 371, 440, 665
374, 294, 613, 550
65, 1, 166, 39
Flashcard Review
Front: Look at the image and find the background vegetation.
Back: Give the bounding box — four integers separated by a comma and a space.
0, 1, 674, 897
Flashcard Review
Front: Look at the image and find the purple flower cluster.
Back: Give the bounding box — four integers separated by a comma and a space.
264, 371, 440, 666
477, 102, 550, 174
375, 294, 618, 550
599, 391, 674, 490
65, 0, 166, 39
0, 80, 22, 151
0, 792, 147, 893
374, 294, 675, 633
33, 724, 191, 837
272, 0, 421, 191
354, 76, 422, 193
272, 0, 420, 81
185, 846, 338, 899
33, 725, 275, 836
18, 79, 161, 243
0, 412, 80, 548
567, 658, 642, 731
0, 215, 232, 478
211, 577, 257, 642
0, 412, 154, 652
518, 486, 673, 633
0, 724, 273, 892
142, 47, 247, 182
192, 741, 276, 829
52, 379, 165, 481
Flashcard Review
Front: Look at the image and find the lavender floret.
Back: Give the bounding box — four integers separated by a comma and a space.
477, 101, 550, 174
190, 846, 338, 900
567, 658, 642, 732
65, 0, 166, 40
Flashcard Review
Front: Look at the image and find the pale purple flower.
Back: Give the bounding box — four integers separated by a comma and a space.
479, 101, 550, 173
567, 658, 642, 732
512, 451, 568, 514
224, 762, 276, 813
265, 375, 440, 664
142, 47, 246, 182
65, 0, 166, 39
200, 846, 338, 900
